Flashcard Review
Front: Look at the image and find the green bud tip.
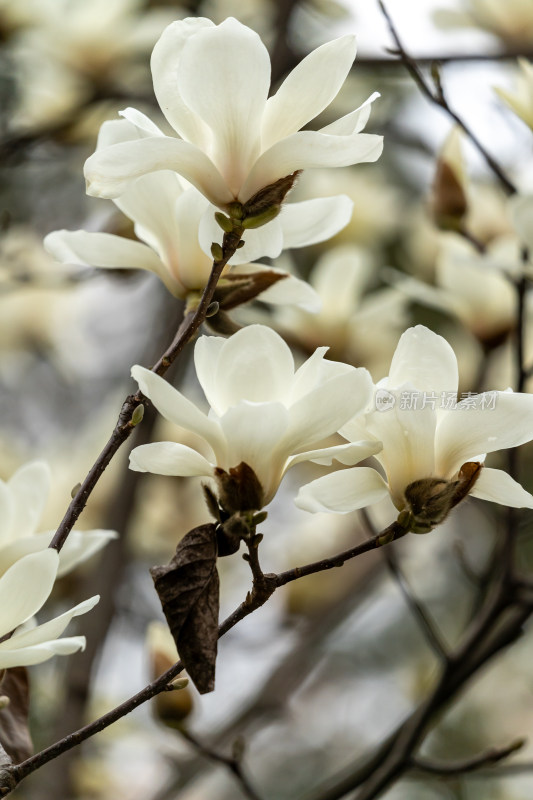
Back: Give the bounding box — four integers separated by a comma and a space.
167, 677, 189, 691
71, 482, 82, 499
211, 242, 224, 261
228, 202, 244, 220
214, 212, 234, 233
206, 301, 220, 318
131, 404, 145, 426
242, 205, 280, 230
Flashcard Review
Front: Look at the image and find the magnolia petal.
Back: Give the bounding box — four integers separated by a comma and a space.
319, 92, 381, 135
313, 246, 373, 318
178, 18, 270, 195
44, 230, 169, 281
470, 467, 533, 508
57, 530, 118, 578
129, 441, 214, 477
0, 535, 53, 577
219, 402, 290, 504
240, 130, 383, 203
0, 550, 59, 636
261, 35, 357, 149
84, 138, 233, 208
436, 391, 533, 477
5, 596, 99, 650
509, 194, 533, 252
253, 268, 321, 312
208, 325, 295, 413
194, 334, 226, 414
288, 439, 382, 468
296, 466, 389, 513
387, 325, 459, 396
0, 637, 87, 669
7, 461, 50, 541
131, 365, 223, 451
279, 195, 353, 249
286, 368, 374, 451
291, 347, 351, 403
151, 18, 214, 145
118, 107, 164, 138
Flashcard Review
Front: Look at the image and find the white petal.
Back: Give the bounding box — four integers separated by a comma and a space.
178, 18, 270, 195
0, 550, 59, 636
151, 18, 215, 145
0, 637, 87, 669
219, 402, 290, 504
0, 535, 51, 576
319, 92, 380, 135
290, 346, 351, 402
118, 107, 165, 137
312, 245, 372, 318
296, 466, 389, 513
288, 439, 382, 468
57, 530, 118, 578
387, 325, 459, 396
131, 365, 223, 452
166, 189, 213, 291
279, 195, 353, 249
84, 137, 233, 209
240, 131, 383, 203
129, 442, 214, 477
194, 334, 226, 413
470, 467, 533, 508
44, 230, 175, 290
5, 596, 99, 650
509, 194, 533, 251
250, 267, 321, 311
261, 35, 357, 149
436, 391, 533, 476
7, 461, 50, 540
208, 325, 295, 413
286, 367, 374, 451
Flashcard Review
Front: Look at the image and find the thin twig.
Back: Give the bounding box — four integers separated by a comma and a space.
179, 728, 264, 800
411, 738, 526, 776
377, 0, 517, 196
385, 550, 450, 662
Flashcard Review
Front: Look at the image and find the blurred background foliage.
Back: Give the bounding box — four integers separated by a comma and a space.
2, 0, 533, 798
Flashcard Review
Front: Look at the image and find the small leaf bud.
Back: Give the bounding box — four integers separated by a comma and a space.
242, 205, 280, 229
227, 202, 244, 220
130, 404, 145, 426
211, 242, 224, 261
214, 212, 234, 233
206, 301, 220, 318
71, 482, 82, 499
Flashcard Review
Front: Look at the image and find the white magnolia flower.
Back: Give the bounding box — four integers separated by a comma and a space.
297, 326, 533, 528
129, 325, 379, 510
0, 461, 117, 577
84, 17, 383, 210
495, 59, 533, 130
0, 549, 98, 669
434, 0, 533, 48
46, 115, 352, 309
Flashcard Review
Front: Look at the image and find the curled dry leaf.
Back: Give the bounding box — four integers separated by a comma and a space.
150, 524, 220, 694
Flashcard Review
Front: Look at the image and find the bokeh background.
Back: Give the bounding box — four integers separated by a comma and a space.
2, 0, 533, 798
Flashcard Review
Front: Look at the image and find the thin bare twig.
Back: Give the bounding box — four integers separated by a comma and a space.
411, 738, 526, 776
179, 728, 264, 800
377, 0, 517, 196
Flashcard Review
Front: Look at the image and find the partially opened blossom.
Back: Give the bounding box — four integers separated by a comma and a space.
0, 461, 117, 577
0, 549, 98, 669
46, 115, 352, 309
129, 325, 379, 511
297, 326, 533, 531
84, 17, 383, 211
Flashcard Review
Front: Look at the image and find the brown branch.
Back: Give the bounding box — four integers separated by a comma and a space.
48, 225, 243, 555
179, 728, 264, 800
411, 738, 526, 776
0, 522, 400, 795
377, 0, 517, 196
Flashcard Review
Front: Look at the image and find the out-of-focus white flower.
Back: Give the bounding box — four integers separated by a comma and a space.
495, 59, 533, 130
0, 461, 117, 577
129, 324, 379, 510
434, 0, 533, 48
273, 245, 408, 375
46, 115, 352, 309
84, 17, 383, 210
297, 326, 533, 528
0, 549, 98, 668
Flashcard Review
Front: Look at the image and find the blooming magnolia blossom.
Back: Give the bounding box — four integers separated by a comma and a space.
0, 461, 116, 576
45, 115, 352, 308
297, 326, 533, 528
0, 549, 98, 669
84, 17, 383, 210
129, 325, 380, 510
